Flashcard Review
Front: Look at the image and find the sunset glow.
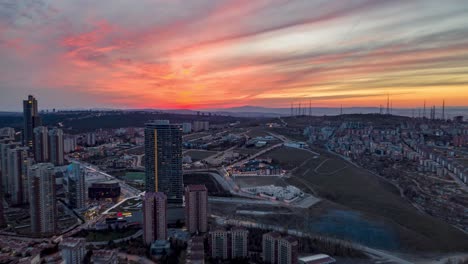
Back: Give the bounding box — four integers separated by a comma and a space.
1, 0, 467, 110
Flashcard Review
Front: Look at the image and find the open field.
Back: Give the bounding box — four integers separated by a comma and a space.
258, 146, 317, 170
246, 127, 271, 138
184, 150, 218, 161
123, 171, 145, 181
285, 147, 468, 252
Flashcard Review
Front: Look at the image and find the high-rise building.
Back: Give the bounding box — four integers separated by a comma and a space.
33, 126, 49, 162
0, 127, 15, 139
65, 163, 86, 209
192, 121, 209, 132
7, 146, 30, 205
182, 123, 192, 133
48, 128, 64, 165
64, 135, 77, 153
185, 184, 208, 234
143, 192, 167, 245
60, 237, 86, 264
187, 236, 205, 264
144, 120, 183, 204
23, 95, 42, 148
209, 229, 229, 259
209, 228, 249, 260
278, 237, 298, 264
86, 132, 96, 146
28, 163, 57, 235
262, 233, 298, 264
230, 227, 249, 259
0, 194, 5, 227
262, 232, 280, 264
0, 140, 19, 194
0, 140, 18, 227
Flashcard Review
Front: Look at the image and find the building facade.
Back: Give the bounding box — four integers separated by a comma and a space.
144, 120, 183, 204
23, 95, 41, 148
262, 232, 298, 264
193, 121, 209, 132
33, 126, 49, 162
64, 135, 77, 153
209, 228, 249, 260
28, 163, 57, 235
0, 140, 19, 194
60, 238, 86, 264
185, 185, 208, 234
7, 146, 30, 205
278, 237, 298, 264
66, 163, 86, 209
48, 128, 64, 165
143, 192, 168, 245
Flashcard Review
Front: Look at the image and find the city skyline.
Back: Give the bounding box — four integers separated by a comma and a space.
0, 1, 468, 110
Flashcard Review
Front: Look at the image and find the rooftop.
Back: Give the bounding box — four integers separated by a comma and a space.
186, 184, 208, 192
60, 237, 85, 248
298, 254, 336, 264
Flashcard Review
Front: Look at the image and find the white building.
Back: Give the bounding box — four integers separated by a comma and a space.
64, 135, 77, 153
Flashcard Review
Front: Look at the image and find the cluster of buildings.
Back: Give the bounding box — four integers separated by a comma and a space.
0, 96, 70, 237
231, 158, 285, 176
319, 119, 468, 231
242, 185, 304, 202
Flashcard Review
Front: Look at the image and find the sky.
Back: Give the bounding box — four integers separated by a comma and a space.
0, 0, 468, 111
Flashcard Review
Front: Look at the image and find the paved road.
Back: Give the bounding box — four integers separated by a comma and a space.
228, 143, 283, 168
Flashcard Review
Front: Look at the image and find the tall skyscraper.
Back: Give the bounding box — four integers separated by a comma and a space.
48, 128, 64, 165
145, 120, 183, 204
185, 184, 208, 234
23, 95, 41, 148
0, 139, 17, 227
60, 237, 86, 264
262, 233, 298, 264
33, 126, 49, 162
143, 192, 167, 245
7, 146, 30, 205
66, 163, 86, 209
0, 140, 19, 194
28, 163, 57, 235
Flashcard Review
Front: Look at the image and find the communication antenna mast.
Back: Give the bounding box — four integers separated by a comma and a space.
386, 94, 390, 115
442, 100, 445, 120
423, 100, 426, 119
